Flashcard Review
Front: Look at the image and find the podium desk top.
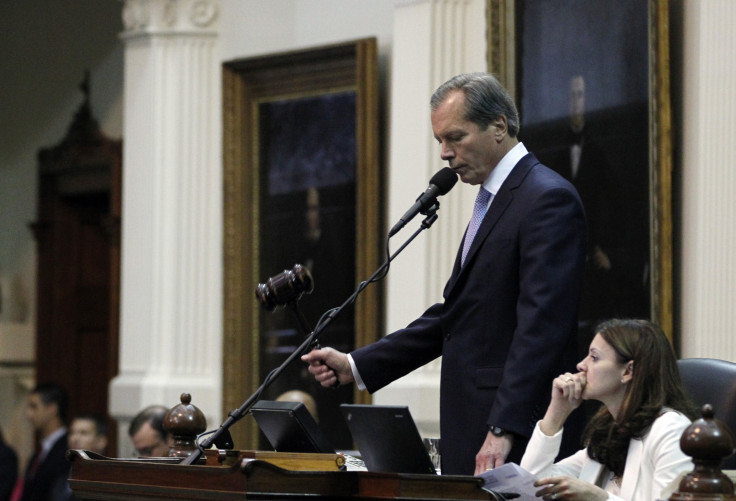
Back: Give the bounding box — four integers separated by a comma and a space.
67, 450, 494, 501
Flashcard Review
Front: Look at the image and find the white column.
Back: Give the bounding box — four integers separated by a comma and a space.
377, 0, 487, 436
679, 0, 736, 361
110, 0, 222, 456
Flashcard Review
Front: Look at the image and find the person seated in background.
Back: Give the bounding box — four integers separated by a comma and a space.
127, 405, 171, 457
68, 413, 108, 456
276, 390, 319, 422
1, 425, 19, 500
520, 319, 696, 501
55, 413, 109, 501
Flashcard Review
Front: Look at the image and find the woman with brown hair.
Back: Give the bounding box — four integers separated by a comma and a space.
521, 318, 696, 500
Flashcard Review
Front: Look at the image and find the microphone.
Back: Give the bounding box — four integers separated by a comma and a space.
388, 167, 458, 237
255, 264, 314, 311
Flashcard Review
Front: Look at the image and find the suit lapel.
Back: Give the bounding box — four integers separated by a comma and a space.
620, 438, 643, 500
579, 461, 605, 485
444, 153, 539, 297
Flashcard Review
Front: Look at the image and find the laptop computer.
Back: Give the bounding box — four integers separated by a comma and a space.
251, 400, 334, 453
340, 404, 437, 474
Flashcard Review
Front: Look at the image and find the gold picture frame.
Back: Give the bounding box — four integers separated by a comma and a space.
222, 38, 382, 449
487, 0, 673, 342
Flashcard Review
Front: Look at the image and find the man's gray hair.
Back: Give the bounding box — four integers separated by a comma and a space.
430, 72, 520, 137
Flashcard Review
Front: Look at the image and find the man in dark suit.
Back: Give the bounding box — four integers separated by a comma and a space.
1, 426, 19, 500
14, 383, 70, 501
302, 73, 586, 475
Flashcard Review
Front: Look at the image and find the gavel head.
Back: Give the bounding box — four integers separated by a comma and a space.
255, 264, 314, 311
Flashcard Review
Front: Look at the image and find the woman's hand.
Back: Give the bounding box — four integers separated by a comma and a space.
534, 475, 608, 500
539, 372, 586, 436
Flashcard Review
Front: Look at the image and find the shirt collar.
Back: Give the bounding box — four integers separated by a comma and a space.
481, 141, 528, 196
41, 426, 67, 456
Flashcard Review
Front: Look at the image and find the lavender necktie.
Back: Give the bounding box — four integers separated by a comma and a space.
461, 187, 491, 266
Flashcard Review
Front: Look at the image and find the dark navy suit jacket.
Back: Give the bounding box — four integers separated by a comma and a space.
351, 153, 586, 475
0, 438, 18, 500
20, 432, 70, 501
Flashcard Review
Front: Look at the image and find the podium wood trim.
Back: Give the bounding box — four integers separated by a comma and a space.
204, 449, 345, 471
68, 450, 493, 500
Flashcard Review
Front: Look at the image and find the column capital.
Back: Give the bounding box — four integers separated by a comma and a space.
121, 0, 219, 39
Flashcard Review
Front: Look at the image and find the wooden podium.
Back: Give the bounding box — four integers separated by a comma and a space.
68, 450, 496, 500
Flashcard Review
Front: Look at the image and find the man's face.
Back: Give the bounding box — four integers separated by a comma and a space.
26, 393, 57, 433
69, 418, 107, 455
131, 421, 169, 457
431, 90, 504, 186
569, 75, 585, 133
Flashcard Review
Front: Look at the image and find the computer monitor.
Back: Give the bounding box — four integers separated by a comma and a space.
251, 399, 334, 454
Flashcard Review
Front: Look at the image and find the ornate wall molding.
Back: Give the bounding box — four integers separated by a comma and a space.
122, 0, 219, 38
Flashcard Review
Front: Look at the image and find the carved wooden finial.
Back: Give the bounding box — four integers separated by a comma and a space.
669, 404, 735, 499
163, 393, 207, 458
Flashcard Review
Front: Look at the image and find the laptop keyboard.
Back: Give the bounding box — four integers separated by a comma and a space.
342, 454, 367, 471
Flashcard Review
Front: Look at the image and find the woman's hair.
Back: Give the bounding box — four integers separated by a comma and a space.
584, 318, 697, 477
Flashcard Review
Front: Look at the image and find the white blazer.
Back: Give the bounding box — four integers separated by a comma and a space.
520, 410, 693, 501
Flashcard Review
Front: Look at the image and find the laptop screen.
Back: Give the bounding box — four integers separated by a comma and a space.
340, 404, 436, 474
251, 400, 334, 454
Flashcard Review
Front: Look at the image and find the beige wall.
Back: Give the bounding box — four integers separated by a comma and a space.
1, 0, 735, 455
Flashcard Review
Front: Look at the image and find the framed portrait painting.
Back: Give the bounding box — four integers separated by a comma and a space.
222, 38, 382, 450
487, 0, 673, 349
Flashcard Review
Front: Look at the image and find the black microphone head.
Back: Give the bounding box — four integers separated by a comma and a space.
429, 167, 458, 195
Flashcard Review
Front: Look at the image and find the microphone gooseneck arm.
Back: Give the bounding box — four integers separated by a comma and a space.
181, 205, 443, 466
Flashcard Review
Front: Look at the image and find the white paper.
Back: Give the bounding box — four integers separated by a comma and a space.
477, 462, 540, 500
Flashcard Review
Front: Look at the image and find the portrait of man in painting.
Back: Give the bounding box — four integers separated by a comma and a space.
515, 0, 651, 355
257, 91, 358, 449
